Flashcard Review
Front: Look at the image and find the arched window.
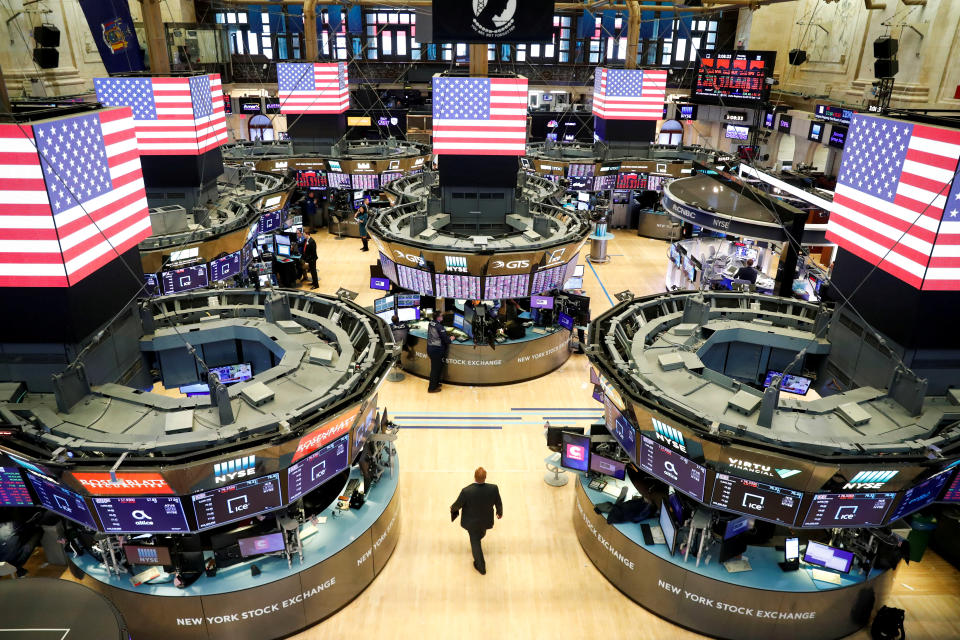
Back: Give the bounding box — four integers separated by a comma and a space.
658, 119, 683, 146
248, 114, 274, 141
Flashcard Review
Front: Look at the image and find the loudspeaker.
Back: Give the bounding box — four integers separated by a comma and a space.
32, 47, 58, 69
874, 59, 899, 78
788, 49, 807, 66
33, 24, 60, 47
873, 37, 898, 59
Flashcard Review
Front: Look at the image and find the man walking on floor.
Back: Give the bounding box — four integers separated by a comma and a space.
450, 467, 503, 575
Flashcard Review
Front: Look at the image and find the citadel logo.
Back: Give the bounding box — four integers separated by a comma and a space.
471, 0, 517, 38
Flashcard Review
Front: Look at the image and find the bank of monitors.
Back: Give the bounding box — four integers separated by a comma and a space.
593, 174, 616, 191
693, 51, 775, 104
435, 273, 481, 299
124, 545, 172, 567
802, 492, 895, 528
560, 432, 591, 472
209, 363, 253, 385
25, 471, 98, 529
0, 466, 34, 506
639, 435, 707, 502
710, 473, 803, 526
328, 173, 351, 189
93, 497, 190, 534
589, 454, 626, 480
484, 274, 529, 299
530, 295, 554, 309
381, 171, 403, 184
763, 370, 812, 395
889, 468, 955, 521
238, 532, 286, 558
259, 211, 282, 233
660, 500, 679, 555
191, 473, 283, 530
396, 264, 434, 296
287, 435, 349, 502
803, 541, 854, 574
161, 265, 208, 295
530, 265, 565, 295
209, 252, 242, 282
396, 293, 420, 308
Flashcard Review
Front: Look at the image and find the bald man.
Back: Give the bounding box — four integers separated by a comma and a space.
450, 467, 503, 575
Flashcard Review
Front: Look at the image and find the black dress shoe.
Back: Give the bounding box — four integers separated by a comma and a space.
473, 561, 486, 575
427, 387, 441, 393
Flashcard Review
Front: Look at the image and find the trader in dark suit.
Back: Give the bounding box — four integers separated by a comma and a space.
301, 232, 318, 289
450, 467, 503, 575
735, 258, 759, 284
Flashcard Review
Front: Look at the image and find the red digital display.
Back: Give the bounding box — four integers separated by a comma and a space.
694, 51, 775, 104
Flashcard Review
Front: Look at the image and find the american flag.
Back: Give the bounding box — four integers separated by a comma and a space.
93, 74, 227, 155
826, 113, 960, 290
592, 68, 667, 120
277, 62, 349, 114
0, 107, 151, 287
432, 76, 528, 155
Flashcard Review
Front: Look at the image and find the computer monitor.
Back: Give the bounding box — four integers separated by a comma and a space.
560, 431, 591, 472
557, 312, 574, 331
453, 313, 465, 330
546, 426, 582, 452
573, 265, 585, 277
763, 370, 812, 395
123, 545, 172, 566
238, 532, 286, 558
370, 276, 390, 291
723, 515, 754, 540
785, 537, 800, 561
803, 541, 854, 573
530, 295, 554, 310
275, 234, 291, 247
589, 454, 626, 480
396, 307, 420, 322
659, 500, 678, 555
276, 244, 291, 257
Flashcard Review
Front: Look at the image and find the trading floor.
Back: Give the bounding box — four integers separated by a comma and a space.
266, 228, 960, 640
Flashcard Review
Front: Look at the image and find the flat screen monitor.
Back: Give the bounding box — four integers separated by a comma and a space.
143, 273, 160, 296
605, 404, 636, 459
530, 266, 565, 295
379, 253, 399, 283
802, 491, 896, 527
123, 545, 172, 566
296, 170, 327, 190
560, 432, 591, 472
453, 313, 465, 330
660, 500, 678, 555
209, 252, 242, 282
93, 496, 190, 534
161, 265, 208, 295
710, 473, 803, 526
396, 293, 420, 308
763, 370, 812, 395
374, 295, 395, 314
808, 121, 824, 143
396, 264, 434, 296
26, 471, 98, 529
209, 363, 252, 385
803, 541, 854, 573
940, 467, 960, 502
435, 273, 481, 299
483, 274, 528, 299
287, 435, 349, 502
725, 125, 750, 140
573, 265, 585, 277
557, 312, 574, 331
258, 211, 282, 233
274, 234, 291, 247
593, 174, 616, 191
828, 126, 848, 149
371, 276, 390, 291
723, 515, 754, 540
889, 468, 954, 521
569, 176, 592, 191
276, 244, 291, 258
191, 473, 283, 530
589, 454, 626, 480
396, 307, 421, 322
639, 435, 707, 501
239, 98, 261, 114
785, 537, 800, 561
0, 466, 34, 506
238, 532, 286, 558
563, 276, 583, 290
352, 174, 380, 190
693, 51, 775, 105
328, 172, 352, 189
530, 295, 554, 309
762, 110, 775, 129
778, 114, 793, 134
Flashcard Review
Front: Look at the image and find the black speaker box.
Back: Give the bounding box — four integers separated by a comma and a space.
34, 24, 60, 47
873, 37, 898, 59
874, 59, 899, 78
788, 49, 807, 66
33, 47, 59, 69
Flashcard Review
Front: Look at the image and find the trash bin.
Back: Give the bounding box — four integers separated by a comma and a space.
907, 513, 937, 562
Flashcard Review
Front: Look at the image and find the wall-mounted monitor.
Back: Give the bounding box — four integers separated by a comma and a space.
209, 252, 242, 282
93, 496, 190, 534
160, 265, 208, 295
888, 468, 955, 521
693, 50, 776, 105
286, 435, 349, 502
26, 471, 98, 529
639, 435, 707, 501
828, 126, 848, 149
484, 274, 529, 299
725, 125, 750, 140
801, 492, 896, 528
808, 121, 825, 143
239, 98, 262, 114
710, 473, 802, 526
778, 114, 793, 134
371, 276, 391, 291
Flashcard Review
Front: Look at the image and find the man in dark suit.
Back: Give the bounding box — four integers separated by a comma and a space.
450, 467, 503, 575
301, 232, 318, 289
735, 258, 759, 284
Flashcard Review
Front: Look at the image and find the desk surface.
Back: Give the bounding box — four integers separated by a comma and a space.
76, 465, 399, 597
406, 320, 568, 346
579, 474, 879, 593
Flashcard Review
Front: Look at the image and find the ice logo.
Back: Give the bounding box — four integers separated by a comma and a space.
471, 0, 517, 37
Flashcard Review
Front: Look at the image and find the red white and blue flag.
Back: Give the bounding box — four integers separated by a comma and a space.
592, 68, 668, 120
277, 62, 349, 114
826, 113, 960, 290
432, 76, 528, 155
93, 74, 227, 155
0, 107, 151, 287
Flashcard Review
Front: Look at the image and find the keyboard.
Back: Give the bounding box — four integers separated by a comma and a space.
809, 569, 842, 585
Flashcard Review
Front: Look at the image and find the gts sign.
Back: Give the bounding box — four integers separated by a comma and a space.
394, 250, 425, 267
491, 259, 530, 270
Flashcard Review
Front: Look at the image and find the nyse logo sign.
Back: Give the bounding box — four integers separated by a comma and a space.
652, 418, 686, 454
492, 259, 530, 270
843, 470, 898, 490
214, 456, 256, 484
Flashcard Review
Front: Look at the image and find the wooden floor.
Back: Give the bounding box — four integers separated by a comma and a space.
21, 228, 958, 639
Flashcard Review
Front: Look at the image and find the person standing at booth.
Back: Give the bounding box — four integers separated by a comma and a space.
735, 258, 759, 284
302, 231, 318, 289
426, 311, 451, 393
450, 467, 503, 575
355, 196, 370, 252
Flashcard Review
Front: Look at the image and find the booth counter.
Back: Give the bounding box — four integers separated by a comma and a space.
399, 321, 573, 385
573, 476, 893, 640
71, 466, 401, 640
